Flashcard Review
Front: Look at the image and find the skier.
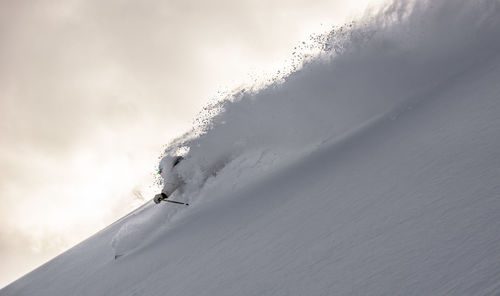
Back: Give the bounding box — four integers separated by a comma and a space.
153, 155, 186, 204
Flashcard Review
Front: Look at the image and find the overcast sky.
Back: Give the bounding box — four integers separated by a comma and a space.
0, 0, 385, 287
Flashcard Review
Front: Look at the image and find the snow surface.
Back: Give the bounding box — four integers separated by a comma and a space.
3, 0, 500, 295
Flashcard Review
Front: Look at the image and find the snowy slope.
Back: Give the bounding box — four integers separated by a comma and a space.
3, 0, 500, 295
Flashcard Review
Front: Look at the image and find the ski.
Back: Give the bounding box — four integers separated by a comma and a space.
162, 199, 189, 206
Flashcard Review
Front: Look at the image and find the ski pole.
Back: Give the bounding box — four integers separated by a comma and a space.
162, 199, 189, 206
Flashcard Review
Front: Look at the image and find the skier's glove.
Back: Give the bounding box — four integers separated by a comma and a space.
153, 194, 163, 204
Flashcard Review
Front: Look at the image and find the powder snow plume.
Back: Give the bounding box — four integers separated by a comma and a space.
163, 0, 500, 193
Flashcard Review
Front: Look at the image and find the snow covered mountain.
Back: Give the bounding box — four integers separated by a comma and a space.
3, 0, 500, 295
